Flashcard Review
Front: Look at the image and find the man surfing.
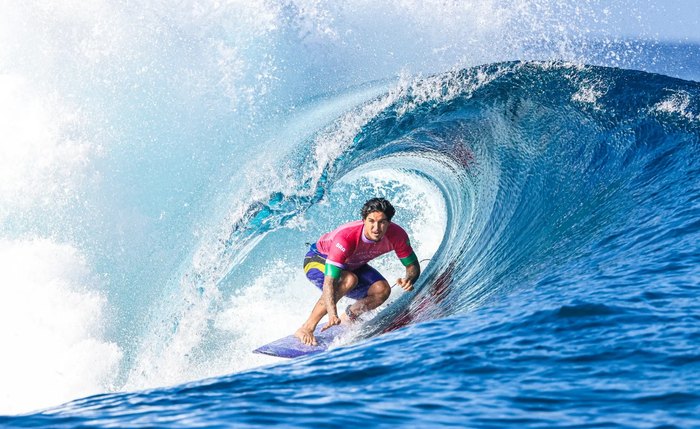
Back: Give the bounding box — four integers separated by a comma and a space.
295, 198, 421, 346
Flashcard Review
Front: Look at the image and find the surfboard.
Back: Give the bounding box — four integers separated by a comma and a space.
253, 324, 348, 358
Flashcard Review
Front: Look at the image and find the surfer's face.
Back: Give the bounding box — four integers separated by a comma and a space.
363, 211, 390, 242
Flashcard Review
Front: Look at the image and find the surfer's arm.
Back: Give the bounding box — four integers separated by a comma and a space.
394, 228, 419, 291
397, 260, 420, 292
322, 274, 340, 318
392, 227, 419, 292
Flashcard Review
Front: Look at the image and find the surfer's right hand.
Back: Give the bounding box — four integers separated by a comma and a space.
322, 314, 341, 331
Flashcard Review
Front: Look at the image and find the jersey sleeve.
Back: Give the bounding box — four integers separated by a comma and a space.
324, 234, 353, 278
391, 225, 418, 267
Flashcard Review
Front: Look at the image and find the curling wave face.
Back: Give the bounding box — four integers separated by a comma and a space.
125, 60, 700, 395
325, 61, 700, 333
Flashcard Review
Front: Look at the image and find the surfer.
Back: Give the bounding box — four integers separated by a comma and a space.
295, 198, 421, 346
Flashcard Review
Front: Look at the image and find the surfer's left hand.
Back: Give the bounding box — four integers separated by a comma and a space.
396, 277, 414, 292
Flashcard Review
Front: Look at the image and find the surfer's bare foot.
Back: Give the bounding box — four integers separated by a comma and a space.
294, 326, 317, 346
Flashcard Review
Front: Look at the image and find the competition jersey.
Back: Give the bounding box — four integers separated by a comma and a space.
314, 220, 417, 274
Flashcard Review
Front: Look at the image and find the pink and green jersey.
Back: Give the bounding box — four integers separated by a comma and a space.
314, 220, 418, 278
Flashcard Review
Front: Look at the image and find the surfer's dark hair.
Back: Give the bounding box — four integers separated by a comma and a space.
361, 198, 395, 221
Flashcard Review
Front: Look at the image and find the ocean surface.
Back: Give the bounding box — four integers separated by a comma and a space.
1, 1, 699, 428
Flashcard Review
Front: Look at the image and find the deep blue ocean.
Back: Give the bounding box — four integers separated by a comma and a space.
1, 2, 699, 428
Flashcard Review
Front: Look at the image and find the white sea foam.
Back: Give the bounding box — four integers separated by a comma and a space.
0, 239, 122, 415
653, 91, 699, 122
571, 78, 607, 108
0, 75, 98, 223
214, 261, 319, 370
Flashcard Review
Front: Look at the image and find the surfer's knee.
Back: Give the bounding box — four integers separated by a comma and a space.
368, 280, 391, 302
340, 271, 359, 289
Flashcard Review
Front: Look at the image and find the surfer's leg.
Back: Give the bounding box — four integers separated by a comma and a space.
296, 271, 358, 345
349, 279, 391, 316
342, 265, 390, 321
302, 270, 359, 327
304, 251, 360, 298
